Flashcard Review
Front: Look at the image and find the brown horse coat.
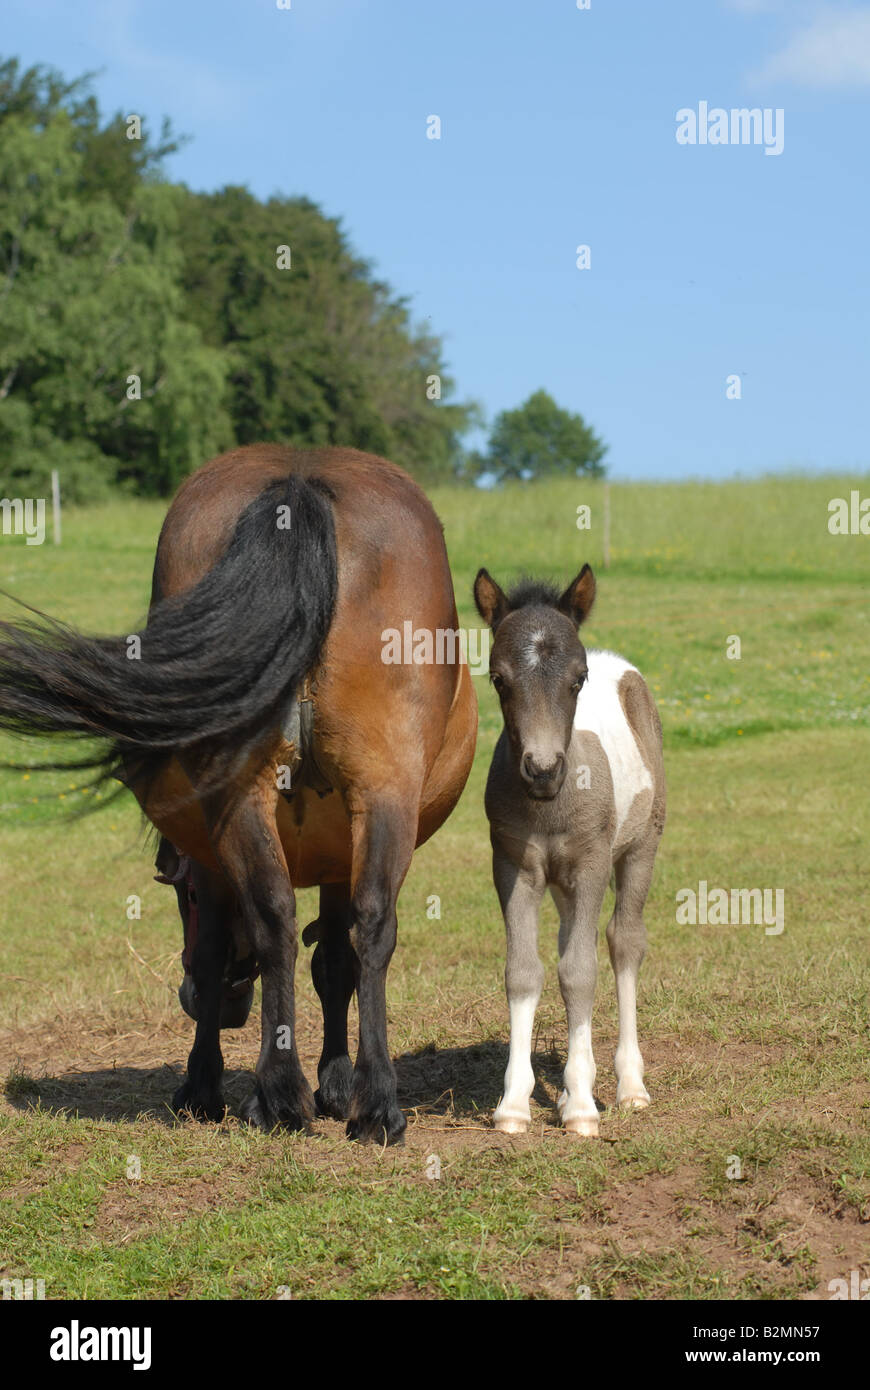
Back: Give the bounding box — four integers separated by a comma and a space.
0, 444, 477, 1143
145, 446, 476, 885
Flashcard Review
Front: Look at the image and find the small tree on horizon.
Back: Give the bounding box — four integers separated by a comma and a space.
474, 389, 607, 483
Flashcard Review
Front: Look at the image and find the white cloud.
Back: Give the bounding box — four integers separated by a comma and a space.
753, 7, 870, 86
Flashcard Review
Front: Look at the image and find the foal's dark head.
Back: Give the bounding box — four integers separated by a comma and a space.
474, 565, 596, 800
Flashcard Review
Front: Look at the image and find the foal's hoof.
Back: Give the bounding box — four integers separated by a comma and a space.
493, 1114, 529, 1135
617, 1084, 651, 1111
618, 1094, 651, 1112
346, 1103, 407, 1146
564, 1117, 600, 1138
558, 1106, 600, 1139
171, 1081, 225, 1123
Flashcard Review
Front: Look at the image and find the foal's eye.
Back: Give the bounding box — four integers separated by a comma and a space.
570, 674, 587, 695
491, 673, 508, 695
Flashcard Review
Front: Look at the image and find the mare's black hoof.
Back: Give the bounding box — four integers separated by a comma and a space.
219, 983, 254, 1030
240, 1087, 314, 1134
178, 979, 255, 1030
346, 1103, 407, 1146
178, 978, 199, 1023
314, 1055, 354, 1120
171, 1081, 225, 1123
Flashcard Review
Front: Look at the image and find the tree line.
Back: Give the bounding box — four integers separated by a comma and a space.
0, 58, 606, 501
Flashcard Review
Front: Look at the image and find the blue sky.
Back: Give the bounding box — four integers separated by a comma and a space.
4, 0, 869, 479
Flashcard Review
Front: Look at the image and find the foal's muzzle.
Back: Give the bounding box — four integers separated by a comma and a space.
520, 750, 567, 799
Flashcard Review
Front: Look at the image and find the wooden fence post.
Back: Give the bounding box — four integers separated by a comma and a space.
51, 469, 61, 545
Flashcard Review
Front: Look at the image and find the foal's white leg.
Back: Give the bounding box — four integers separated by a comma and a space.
607, 840, 657, 1110
496, 994, 540, 1134
552, 851, 611, 1137
610, 947, 649, 1109
492, 853, 545, 1134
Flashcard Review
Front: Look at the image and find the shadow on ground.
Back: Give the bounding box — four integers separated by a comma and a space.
3, 1064, 234, 1125
3, 1041, 571, 1125
395, 1040, 567, 1117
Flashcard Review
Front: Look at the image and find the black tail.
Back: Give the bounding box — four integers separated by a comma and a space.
0, 474, 338, 802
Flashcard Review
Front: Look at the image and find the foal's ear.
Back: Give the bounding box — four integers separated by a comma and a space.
558, 564, 596, 627
474, 568, 511, 630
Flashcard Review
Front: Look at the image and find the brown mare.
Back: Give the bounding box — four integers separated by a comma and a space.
0, 446, 477, 1143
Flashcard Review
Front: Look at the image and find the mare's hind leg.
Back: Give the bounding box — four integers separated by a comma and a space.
206, 786, 315, 1132
308, 882, 355, 1120
172, 861, 233, 1122
346, 800, 417, 1145
606, 831, 659, 1110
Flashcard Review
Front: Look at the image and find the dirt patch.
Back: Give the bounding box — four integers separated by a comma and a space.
94, 1174, 248, 1243
744, 1187, 870, 1299
2, 996, 867, 1299
520, 1160, 870, 1300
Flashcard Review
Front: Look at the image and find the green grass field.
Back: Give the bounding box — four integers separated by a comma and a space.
1, 473, 868, 1300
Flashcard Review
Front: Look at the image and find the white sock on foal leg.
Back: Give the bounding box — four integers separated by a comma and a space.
493, 995, 538, 1133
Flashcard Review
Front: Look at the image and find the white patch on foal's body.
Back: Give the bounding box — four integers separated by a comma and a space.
573, 649, 653, 845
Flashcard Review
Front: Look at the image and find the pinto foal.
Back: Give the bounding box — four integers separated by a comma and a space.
474, 565, 665, 1136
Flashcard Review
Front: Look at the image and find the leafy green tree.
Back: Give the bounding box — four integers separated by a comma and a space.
177, 187, 478, 485
0, 110, 230, 500
475, 389, 607, 483
0, 56, 478, 497
0, 56, 182, 207
0, 62, 230, 500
